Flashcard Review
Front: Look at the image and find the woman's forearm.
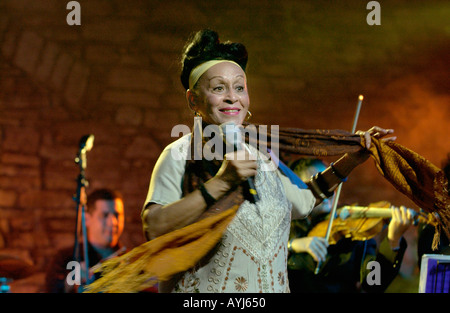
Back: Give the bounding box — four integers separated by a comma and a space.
142, 177, 231, 240
308, 151, 369, 205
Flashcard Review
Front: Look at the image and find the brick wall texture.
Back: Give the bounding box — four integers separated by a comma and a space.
0, 0, 448, 292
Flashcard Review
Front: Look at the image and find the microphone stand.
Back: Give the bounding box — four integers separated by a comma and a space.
72, 135, 94, 287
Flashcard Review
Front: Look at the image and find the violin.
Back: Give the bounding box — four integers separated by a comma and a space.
308, 204, 439, 245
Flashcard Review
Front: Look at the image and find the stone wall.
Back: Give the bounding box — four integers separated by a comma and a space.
0, 0, 448, 292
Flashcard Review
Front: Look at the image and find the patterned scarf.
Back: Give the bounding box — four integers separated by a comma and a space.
84, 125, 449, 293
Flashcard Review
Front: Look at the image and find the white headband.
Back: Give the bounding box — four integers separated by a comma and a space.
188, 60, 242, 90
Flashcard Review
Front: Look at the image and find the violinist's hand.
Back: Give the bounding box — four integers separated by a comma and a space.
350, 126, 397, 164
291, 237, 329, 263
387, 205, 415, 249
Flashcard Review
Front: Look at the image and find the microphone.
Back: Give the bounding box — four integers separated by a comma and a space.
76, 134, 95, 170
79, 134, 95, 153
220, 122, 259, 203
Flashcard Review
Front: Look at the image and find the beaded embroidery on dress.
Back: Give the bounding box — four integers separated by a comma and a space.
226, 145, 292, 262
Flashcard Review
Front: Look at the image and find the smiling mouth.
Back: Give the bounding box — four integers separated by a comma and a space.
219, 108, 241, 115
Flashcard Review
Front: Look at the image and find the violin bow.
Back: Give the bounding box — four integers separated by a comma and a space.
314, 95, 364, 274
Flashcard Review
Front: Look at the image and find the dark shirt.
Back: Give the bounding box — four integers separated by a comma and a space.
417, 223, 450, 267
288, 216, 407, 293
45, 242, 123, 293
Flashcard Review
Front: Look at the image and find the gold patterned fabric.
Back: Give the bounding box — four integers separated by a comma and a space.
367, 139, 450, 249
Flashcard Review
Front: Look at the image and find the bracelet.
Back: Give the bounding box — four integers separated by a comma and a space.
308, 177, 328, 201
330, 162, 348, 182
198, 181, 217, 207
314, 172, 335, 198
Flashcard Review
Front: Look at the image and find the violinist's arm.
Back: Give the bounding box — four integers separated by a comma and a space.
289, 237, 329, 263
387, 206, 414, 249
360, 206, 413, 292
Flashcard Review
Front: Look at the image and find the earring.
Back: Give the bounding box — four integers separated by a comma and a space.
246, 110, 252, 121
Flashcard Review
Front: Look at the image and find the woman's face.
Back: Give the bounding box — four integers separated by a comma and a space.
189, 62, 250, 126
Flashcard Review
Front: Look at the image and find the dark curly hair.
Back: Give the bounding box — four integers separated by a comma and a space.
289, 158, 328, 181
180, 29, 248, 90
86, 188, 123, 214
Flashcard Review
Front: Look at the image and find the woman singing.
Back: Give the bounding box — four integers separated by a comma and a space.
141, 29, 395, 293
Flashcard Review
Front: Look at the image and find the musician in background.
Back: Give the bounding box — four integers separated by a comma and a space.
45, 188, 126, 293
287, 158, 415, 293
